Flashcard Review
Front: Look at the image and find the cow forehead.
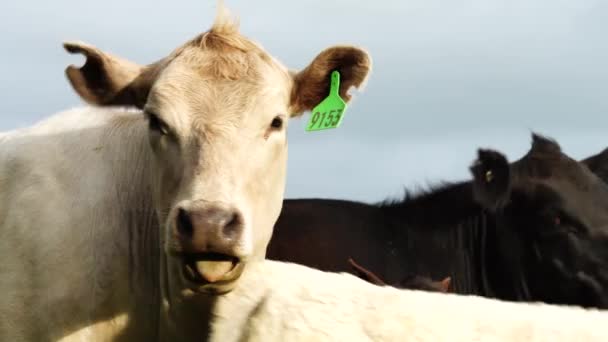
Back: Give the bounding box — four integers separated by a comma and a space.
515, 153, 593, 186
513, 155, 608, 217
148, 44, 292, 129
171, 31, 290, 91
509, 151, 608, 207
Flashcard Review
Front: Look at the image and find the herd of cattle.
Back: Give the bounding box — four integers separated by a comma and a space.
1, 5, 608, 342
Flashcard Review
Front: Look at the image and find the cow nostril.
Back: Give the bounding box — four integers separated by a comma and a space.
222, 212, 242, 239
177, 208, 194, 238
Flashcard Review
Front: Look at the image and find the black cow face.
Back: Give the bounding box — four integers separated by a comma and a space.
470, 134, 608, 308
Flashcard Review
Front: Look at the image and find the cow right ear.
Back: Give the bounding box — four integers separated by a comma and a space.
289, 46, 371, 116
436, 277, 451, 293
470, 149, 511, 211
348, 258, 386, 286
581, 147, 608, 182
63, 41, 159, 109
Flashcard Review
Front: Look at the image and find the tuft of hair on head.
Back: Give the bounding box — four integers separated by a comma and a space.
194, 0, 262, 55
530, 132, 562, 155
211, 0, 240, 36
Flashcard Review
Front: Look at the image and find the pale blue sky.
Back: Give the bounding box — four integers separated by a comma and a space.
1, 0, 607, 202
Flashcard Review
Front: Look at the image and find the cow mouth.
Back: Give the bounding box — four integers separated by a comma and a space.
181, 252, 244, 290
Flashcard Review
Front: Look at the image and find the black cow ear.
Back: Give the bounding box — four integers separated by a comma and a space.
470, 149, 511, 211
581, 147, 608, 183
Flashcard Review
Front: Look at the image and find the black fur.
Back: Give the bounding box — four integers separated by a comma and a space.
268, 134, 608, 309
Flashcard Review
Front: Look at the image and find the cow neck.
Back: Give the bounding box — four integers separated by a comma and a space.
102, 112, 164, 339
378, 181, 495, 295
378, 181, 482, 229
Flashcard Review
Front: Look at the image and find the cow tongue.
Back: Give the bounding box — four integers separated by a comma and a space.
195, 260, 234, 283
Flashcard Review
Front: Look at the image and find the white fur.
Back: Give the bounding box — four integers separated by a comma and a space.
0, 5, 372, 340
0, 107, 160, 341
211, 260, 608, 342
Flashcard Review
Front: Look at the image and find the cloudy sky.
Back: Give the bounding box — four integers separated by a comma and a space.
1, 0, 607, 202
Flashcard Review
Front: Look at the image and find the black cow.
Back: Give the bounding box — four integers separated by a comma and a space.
267, 134, 608, 308
472, 143, 608, 307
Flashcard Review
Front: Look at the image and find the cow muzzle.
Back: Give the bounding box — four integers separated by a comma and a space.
171, 202, 247, 293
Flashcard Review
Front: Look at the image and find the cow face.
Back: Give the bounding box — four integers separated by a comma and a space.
471, 134, 608, 306
63, 9, 371, 295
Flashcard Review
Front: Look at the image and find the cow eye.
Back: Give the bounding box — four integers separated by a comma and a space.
146, 112, 170, 136
554, 216, 561, 226
552, 212, 585, 235
270, 116, 283, 130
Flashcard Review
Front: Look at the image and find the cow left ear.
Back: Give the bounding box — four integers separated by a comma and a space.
63, 41, 163, 109
470, 149, 511, 211
289, 46, 372, 116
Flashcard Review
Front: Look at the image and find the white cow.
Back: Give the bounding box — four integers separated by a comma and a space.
0, 5, 371, 341
211, 259, 608, 342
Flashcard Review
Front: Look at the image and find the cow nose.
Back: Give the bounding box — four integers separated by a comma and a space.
175, 203, 244, 254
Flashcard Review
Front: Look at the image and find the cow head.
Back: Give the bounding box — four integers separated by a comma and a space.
471, 134, 608, 306
64, 7, 371, 295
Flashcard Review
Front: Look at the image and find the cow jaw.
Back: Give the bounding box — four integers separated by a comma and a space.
181, 253, 245, 294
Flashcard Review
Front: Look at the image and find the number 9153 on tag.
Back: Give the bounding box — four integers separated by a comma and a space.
305, 108, 344, 131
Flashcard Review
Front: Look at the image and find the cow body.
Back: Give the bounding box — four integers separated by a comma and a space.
0, 108, 160, 341
211, 259, 608, 342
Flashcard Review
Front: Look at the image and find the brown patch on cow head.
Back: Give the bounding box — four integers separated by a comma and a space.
289, 46, 371, 116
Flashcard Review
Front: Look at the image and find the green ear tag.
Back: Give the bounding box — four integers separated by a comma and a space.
305, 71, 347, 132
